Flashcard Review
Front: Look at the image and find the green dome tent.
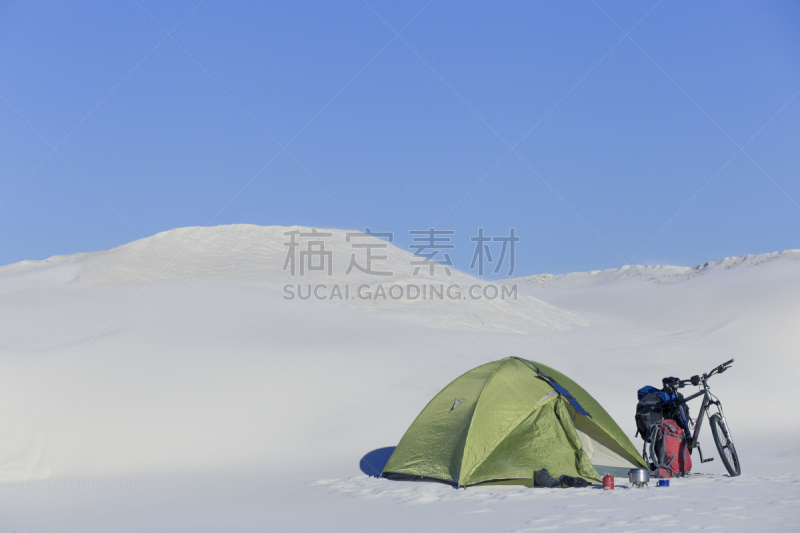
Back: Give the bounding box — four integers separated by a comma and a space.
382, 357, 646, 487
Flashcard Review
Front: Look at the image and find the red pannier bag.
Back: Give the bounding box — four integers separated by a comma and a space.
647, 419, 692, 478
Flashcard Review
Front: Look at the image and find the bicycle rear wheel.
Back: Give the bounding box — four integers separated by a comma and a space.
710, 413, 741, 476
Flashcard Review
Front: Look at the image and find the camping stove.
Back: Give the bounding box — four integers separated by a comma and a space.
628, 468, 650, 489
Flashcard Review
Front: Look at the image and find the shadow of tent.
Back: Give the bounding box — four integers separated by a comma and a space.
360, 447, 396, 477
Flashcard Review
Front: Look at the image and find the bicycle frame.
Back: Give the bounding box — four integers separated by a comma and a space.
681, 382, 729, 461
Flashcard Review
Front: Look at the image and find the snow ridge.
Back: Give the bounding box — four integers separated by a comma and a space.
516, 249, 800, 289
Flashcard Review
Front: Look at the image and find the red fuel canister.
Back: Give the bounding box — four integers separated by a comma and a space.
602, 473, 614, 490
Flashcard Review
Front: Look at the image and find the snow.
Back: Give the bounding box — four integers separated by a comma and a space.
0, 224, 798, 531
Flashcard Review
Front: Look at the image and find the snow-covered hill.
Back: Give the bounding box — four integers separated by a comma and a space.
0, 225, 576, 334
0, 225, 798, 532
519, 249, 800, 289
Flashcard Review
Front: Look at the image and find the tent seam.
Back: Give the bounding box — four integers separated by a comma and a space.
454, 360, 509, 485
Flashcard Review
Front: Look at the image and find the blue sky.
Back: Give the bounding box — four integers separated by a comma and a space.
1, 0, 798, 278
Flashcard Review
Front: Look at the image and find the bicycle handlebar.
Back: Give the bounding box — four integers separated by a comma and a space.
669, 359, 735, 389
709, 358, 735, 377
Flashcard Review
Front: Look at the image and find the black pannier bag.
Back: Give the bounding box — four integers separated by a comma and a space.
635, 388, 664, 439
636, 385, 693, 442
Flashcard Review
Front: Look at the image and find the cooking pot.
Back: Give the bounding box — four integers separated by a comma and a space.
628, 468, 650, 486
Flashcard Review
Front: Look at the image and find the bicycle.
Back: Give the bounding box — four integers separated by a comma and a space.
661, 358, 741, 477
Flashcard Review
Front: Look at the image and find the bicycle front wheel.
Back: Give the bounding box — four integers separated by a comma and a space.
710, 413, 741, 476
